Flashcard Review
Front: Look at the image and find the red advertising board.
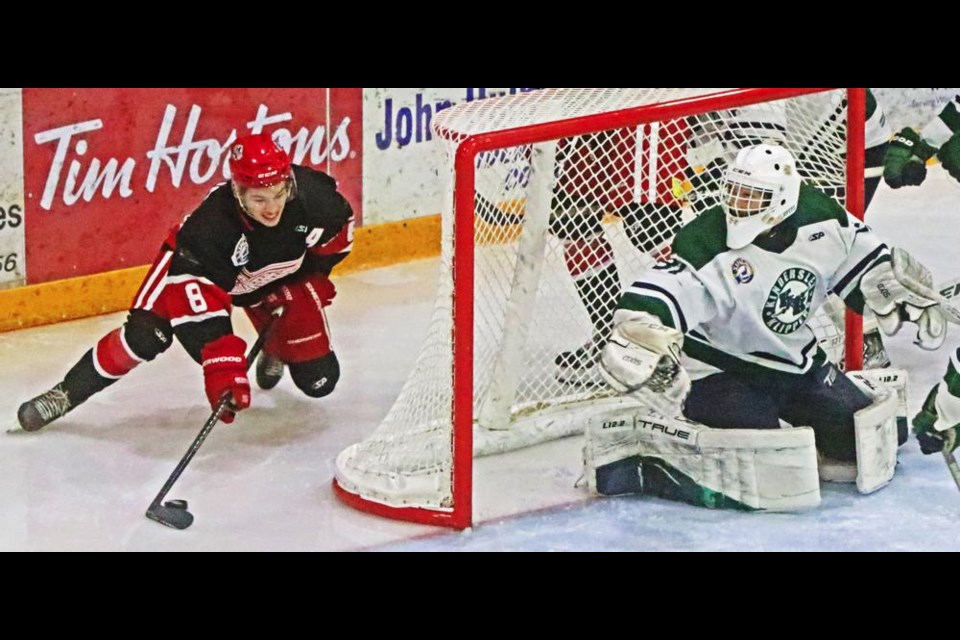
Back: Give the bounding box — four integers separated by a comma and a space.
22, 88, 362, 284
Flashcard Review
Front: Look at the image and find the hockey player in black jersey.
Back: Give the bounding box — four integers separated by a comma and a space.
15, 132, 354, 432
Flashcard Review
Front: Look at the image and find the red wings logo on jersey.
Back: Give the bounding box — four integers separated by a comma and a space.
230, 255, 305, 295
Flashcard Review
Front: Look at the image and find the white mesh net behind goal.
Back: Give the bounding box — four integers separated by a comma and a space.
335, 88, 856, 516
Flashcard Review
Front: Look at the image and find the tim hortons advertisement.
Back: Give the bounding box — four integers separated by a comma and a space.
0, 88, 24, 288
22, 88, 362, 284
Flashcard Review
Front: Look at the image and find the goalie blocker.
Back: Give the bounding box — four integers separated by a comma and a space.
583, 369, 901, 510
860, 247, 953, 349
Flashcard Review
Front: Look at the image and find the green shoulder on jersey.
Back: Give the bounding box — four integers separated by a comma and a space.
672, 182, 848, 270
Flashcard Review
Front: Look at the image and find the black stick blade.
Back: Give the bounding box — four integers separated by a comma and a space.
146, 501, 195, 530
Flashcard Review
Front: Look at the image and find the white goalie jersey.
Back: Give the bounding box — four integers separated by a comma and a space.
617, 182, 889, 382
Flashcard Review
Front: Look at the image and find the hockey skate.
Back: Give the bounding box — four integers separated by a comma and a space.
555, 337, 604, 387
256, 353, 285, 390
15, 384, 73, 432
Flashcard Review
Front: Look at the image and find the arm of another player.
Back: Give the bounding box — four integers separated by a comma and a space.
298, 192, 355, 300
935, 95, 960, 182
883, 94, 960, 188
913, 348, 960, 455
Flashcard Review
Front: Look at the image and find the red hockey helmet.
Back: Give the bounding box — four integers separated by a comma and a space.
229, 133, 292, 188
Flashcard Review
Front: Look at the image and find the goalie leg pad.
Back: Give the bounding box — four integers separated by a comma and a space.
583, 409, 820, 511
848, 371, 900, 493
850, 368, 909, 446
781, 362, 873, 462
818, 371, 900, 493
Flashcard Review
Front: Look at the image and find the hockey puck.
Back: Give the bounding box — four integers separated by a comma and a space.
163, 499, 189, 510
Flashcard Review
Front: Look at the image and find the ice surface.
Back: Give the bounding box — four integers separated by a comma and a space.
2, 168, 960, 551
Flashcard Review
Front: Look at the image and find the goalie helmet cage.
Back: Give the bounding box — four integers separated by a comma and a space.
334, 88, 867, 529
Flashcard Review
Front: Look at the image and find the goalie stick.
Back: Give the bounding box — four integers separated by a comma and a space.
145, 307, 283, 530
908, 275, 960, 492
940, 276, 960, 302
943, 450, 960, 493
475, 191, 615, 229
475, 192, 525, 227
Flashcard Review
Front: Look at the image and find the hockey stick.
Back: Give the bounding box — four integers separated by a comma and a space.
935, 276, 960, 325
942, 450, 960, 493
920, 286, 960, 489
145, 307, 283, 530
475, 192, 525, 226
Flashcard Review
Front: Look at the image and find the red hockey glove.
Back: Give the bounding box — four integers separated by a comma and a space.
260, 273, 336, 314
304, 272, 336, 307
245, 273, 336, 363
200, 334, 250, 424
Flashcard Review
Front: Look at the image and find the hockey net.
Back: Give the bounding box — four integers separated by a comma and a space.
334, 88, 866, 528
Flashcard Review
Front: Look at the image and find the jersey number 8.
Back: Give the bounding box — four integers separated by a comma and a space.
185, 282, 209, 313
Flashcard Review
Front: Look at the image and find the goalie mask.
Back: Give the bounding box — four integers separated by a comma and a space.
721, 144, 801, 249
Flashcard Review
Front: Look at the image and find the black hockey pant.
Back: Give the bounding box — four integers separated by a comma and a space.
683, 361, 872, 461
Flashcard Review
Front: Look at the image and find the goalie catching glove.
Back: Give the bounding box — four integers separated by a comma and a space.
598, 312, 690, 417
860, 247, 948, 350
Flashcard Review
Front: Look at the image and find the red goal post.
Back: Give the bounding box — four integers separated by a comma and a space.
334, 88, 867, 529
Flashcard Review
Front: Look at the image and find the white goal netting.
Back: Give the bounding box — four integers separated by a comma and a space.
335, 88, 858, 519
